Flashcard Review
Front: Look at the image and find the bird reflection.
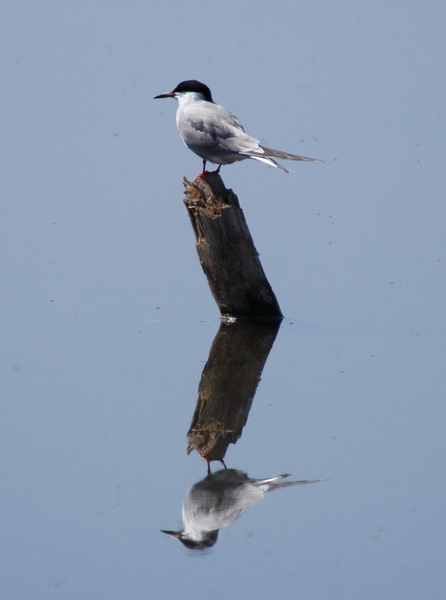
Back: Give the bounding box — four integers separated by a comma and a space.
162, 468, 323, 550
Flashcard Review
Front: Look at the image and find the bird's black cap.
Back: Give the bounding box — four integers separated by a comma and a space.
171, 80, 213, 102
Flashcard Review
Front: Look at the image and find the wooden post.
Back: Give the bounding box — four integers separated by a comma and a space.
183, 173, 283, 320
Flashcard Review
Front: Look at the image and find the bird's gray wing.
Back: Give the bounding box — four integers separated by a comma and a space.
189, 106, 320, 161
178, 102, 262, 159
178, 102, 321, 167
180, 103, 245, 139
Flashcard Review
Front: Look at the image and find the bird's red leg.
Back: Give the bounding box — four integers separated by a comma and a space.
196, 161, 221, 179
196, 159, 207, 179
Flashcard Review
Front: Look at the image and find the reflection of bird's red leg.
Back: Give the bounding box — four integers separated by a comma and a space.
203, 456, 227, 475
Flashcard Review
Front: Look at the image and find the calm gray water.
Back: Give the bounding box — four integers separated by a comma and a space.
2, 2, 445, 599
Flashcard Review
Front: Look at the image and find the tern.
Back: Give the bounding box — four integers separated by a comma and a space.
162, 469, 324, 550
154, 80, 321, 176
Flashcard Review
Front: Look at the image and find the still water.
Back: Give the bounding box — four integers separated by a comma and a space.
2, 2, 445, 598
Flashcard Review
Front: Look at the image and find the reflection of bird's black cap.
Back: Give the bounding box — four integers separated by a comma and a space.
161, 529, 218, 550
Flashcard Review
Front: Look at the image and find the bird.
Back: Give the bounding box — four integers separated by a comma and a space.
154, 80, 321, 176
161, 468, 324, 550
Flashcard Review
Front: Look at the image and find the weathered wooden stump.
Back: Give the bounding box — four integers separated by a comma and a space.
183, 173, 283, 320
